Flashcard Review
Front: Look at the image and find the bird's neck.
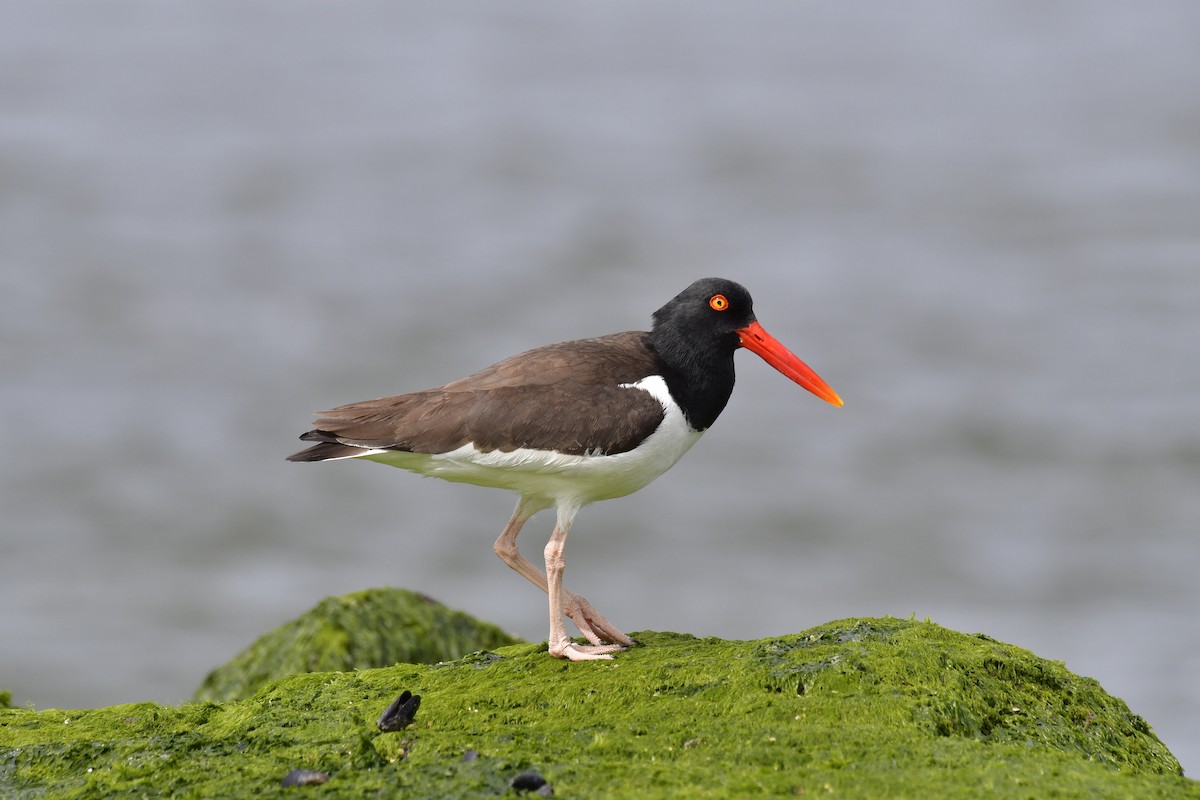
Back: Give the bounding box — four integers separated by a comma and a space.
646, 328, 737, 431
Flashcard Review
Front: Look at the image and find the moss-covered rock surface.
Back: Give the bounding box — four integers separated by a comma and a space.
2, 606, 1198, 798
193, 587, 521, 702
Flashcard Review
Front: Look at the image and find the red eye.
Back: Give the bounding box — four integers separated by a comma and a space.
709, 294, 729, 311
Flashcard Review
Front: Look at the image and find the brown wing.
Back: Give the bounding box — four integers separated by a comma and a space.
439, 331, 659, 390
287, 331, 667, 459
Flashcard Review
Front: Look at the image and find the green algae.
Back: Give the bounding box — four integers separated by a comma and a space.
757, 618, 1175, 773
3, 617, 1198, 799
193, 587, 521, 702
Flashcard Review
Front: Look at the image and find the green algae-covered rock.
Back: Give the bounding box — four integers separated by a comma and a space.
2, 617, 1197, 799
193, 587, 521, 702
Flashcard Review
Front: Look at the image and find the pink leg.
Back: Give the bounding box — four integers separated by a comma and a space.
543, 503, 624, 660
493, 498, 634, 654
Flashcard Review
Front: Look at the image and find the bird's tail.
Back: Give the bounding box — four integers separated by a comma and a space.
286, 430, 370, 462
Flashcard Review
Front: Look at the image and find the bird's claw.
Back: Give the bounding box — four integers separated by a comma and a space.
549, 638, 625, 661
563, 590, 637, 648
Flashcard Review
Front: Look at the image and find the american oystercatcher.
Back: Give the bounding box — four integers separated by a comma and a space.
288, 278, 842, 661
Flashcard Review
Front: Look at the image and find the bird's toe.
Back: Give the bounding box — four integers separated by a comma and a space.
548, 639, 623, 661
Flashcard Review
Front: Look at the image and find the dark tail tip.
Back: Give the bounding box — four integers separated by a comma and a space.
287, 435, 366, 462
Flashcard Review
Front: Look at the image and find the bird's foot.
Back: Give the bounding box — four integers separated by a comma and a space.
548, 637, 624, 661
563, 591, 637, 649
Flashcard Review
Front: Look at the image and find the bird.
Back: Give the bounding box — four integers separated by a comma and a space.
288, 277, 842, 661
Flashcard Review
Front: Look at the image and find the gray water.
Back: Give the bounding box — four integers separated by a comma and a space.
3, 0, 1199, 777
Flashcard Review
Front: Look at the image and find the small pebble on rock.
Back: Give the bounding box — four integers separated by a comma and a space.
280, 769, 328, 787
509, 769, 550, 793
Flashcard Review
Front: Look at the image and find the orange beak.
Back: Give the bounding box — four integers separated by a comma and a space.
737, 320, 843, 407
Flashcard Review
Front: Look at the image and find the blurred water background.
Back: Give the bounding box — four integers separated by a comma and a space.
3, 0, 1199, 776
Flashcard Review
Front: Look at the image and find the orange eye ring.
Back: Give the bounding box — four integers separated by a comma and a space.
709, 294, 729, 311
